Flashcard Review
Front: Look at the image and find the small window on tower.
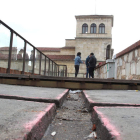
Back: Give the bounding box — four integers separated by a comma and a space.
90, 23, 96, 33
82, 23, 88, 33
99, 23, 105, 33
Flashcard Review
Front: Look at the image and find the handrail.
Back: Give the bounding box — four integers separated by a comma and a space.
0, 20, 67, 77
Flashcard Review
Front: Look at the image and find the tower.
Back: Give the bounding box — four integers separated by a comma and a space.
75, 15, 114, 61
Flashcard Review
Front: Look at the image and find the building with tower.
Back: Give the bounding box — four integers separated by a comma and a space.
37, 15, 114, 77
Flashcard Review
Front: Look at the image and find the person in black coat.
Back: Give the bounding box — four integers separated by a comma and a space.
89, 53, 97, 78
85, 55, 90, 78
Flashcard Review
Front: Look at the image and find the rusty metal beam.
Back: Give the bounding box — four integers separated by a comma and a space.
0, 74, 140, 90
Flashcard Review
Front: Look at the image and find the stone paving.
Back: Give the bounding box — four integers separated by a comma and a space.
0, 84, 68, 140
0, 99, 56, 140
1, 84, 140, 140
92, 107, 140, 140
84, 90, 140, 140
0, 84, 66, 99
84, 90, 140, 105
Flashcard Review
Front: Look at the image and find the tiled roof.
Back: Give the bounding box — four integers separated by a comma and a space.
116, 40, 140, 58
0, 47, 17, 51
37, 47, 61, 52
61, 47, 75, 49
47, 55, 75, 61
0, 53, 29, 60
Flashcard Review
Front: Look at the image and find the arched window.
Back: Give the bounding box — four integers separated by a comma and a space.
99, 23, 105, 33
82, 23, 88, 33
106, 45, 110, 60
90, 23, 96, 33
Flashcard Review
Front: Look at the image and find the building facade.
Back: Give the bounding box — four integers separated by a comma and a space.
37, 15, 114, 77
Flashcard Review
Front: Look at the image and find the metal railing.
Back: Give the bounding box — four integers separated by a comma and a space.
0, 20, 67, 77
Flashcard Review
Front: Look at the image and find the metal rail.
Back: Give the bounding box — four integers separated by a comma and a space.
0, 20, 67, 77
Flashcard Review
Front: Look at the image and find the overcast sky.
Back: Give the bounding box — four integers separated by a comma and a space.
0, 0, 140, 55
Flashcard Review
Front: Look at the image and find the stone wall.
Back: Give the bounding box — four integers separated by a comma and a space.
115, 47, 140, 80
60, 48, 75, 55
55, 60, 75, 74
95, 40, 140, 80
65, 39, 75, 46
75, 38, 112, 60
95, 63, 107, 79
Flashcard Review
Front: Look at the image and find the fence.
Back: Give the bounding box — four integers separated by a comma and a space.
0, 20, 67, 77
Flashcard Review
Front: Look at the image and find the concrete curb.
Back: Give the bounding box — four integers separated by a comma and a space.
82, 90, 140, 110
81, 90, 95, 111
56, 89, 69, 107
0, 89, 69, 107
91, 106, 121, 140
23, 103, 56, 140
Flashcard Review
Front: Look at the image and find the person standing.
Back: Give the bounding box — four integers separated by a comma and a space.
85, 55, 90, 78
89, 53, 97, 78
74, 52, 83, 77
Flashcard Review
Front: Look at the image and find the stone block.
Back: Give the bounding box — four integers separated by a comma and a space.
125, 63, 130, 76
128, 52, 133, 62
122, 61, 125, 69
128, 75, 133, 80
121, 75, 126, 79
119, 58, 122, 66
135, 49, 138, 57
124, 54, 128, 62
136, 60, 140, 75
117, 66, 121, 79
131, 62, 136, 75
122, 69, 125, 75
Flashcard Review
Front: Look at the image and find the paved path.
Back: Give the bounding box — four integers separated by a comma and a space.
0, 99, 56, 140
0, 84, 68, 106
0, 84, 66, 99
83, 90, 140, 140
0, 84, 68, 140
84, 90, 140, 105
92, 107, 140, 140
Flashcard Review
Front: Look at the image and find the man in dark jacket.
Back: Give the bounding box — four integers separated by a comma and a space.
85, 55, 90, 78
89, 53, 97, 78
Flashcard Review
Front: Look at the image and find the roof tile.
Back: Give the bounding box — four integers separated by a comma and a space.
47, 55, 75, 61
37, 47, 61, 52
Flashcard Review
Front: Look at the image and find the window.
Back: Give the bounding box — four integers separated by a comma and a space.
82, 23, 88, 33
106, 45, 110, 60
99, 23, 105, 33
90, 23, 96, 33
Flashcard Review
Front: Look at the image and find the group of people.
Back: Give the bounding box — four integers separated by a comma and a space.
74, 52, 97, 78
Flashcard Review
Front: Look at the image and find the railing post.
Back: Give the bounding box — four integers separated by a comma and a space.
48, 59, 50, 76
22, 41, 26, 74
54, 64, 56, 76
63, 66, 64, 77
52, 61, 53, 76
7, 31, 13, 73
39, 53, 41, 75
65, 66, 67, 77
32, 48, 35, 75
58, 65, 59, 77
44, 57, 46, 76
